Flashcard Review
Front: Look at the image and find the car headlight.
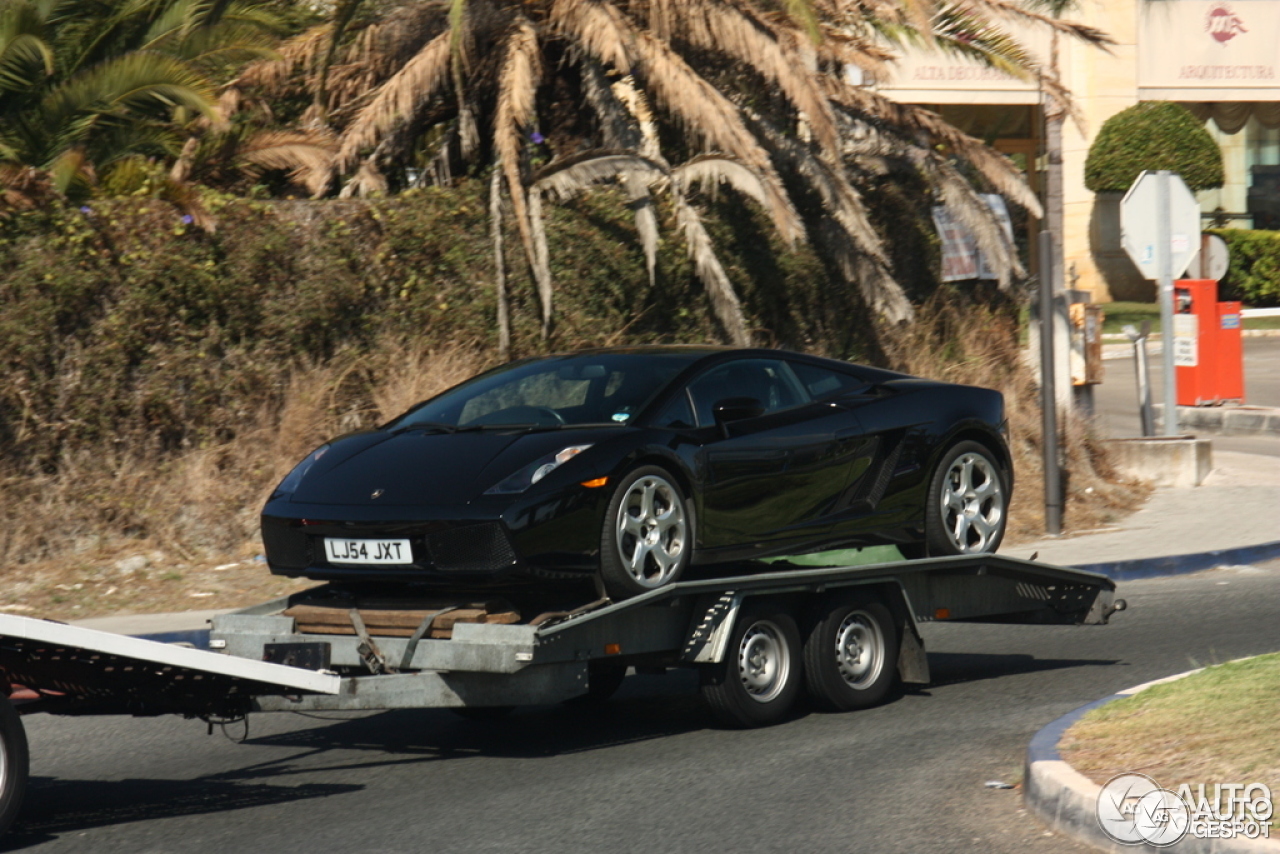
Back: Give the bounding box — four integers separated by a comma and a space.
485, 444, 593, 495
271, 444, 330, 498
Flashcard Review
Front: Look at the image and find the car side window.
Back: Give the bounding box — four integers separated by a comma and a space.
788, 362, 872, 399
653, 390, 696, 429
686, 359, 810, 427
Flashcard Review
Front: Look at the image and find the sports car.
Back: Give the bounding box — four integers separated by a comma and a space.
262, 347, 1012, 599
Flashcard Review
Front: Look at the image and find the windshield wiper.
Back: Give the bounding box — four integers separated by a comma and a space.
389, 421, 460, 435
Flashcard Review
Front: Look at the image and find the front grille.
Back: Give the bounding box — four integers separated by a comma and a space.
262, 519, 311, 569
426, 523, 518, 573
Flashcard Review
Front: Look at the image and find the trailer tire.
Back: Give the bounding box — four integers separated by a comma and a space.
0, 700, 28, 836
599, 466, 691, 599
699, 604, 802, 728
803, 595, 899, 712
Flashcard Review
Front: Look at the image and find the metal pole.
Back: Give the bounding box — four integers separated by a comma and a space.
1039, 231, 1062, 536
1155, 171, 1179, 436
1126, 321, 1155, 437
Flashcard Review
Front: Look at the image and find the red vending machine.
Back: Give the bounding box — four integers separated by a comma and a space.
1172, 279, 1244, 406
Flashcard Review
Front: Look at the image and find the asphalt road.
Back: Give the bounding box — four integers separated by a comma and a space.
7, 563, 1280, 854
1093, 335, 1280, 457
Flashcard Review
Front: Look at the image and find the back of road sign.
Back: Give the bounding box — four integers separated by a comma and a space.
1120, 171, 1201, 280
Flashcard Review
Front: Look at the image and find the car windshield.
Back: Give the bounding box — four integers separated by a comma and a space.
388, 352, 704, 430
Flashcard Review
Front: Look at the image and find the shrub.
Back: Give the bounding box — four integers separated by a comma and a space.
1210, 229, 1280, 306
1085, 102, 1224, 193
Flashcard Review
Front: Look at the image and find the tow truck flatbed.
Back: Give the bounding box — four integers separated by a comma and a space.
0, 553, 1124, 835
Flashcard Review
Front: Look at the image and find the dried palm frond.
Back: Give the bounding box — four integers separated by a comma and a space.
492, 16, 549, 336
579, 65, 662, 285
526, 186, 554, 337
489, 169, 511, 360
757, 121, 888, 265
549, 0, 634, 75
339, 159, 387, 197
533, 150, 666, 203
0, 165, 55, 217
820, 218, 914, 323
236, 129, 337, 195
581, 61, 635, 149
673, 195, 751, 345
673, 154, 779, 218
232, 23, 332, 92
669, 0, 840, 157
952, 0, 1115, 47
823, 77, 1042, 217
334, 29, 452, 177
629, 27, 806, 244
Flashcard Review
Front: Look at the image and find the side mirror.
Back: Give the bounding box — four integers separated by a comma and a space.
712, 396, 764, 436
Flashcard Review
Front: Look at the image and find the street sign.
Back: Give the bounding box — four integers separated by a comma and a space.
1191, 233, 1231, 281
1120, 171, 1201, 280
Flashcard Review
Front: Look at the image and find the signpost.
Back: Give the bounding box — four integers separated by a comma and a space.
1120, 171, 1201, 437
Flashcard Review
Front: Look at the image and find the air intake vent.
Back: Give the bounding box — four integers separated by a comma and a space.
427, 523, 518, 573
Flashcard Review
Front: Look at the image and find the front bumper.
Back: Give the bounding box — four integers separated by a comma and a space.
262, 488, 609, 584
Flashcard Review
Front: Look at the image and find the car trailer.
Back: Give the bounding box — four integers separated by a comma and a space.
0, 553, 1126, 835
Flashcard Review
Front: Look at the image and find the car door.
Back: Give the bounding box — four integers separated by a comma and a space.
683, 358, 862, 553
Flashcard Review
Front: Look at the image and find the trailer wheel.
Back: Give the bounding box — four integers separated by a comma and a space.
803, 595, 899, 712
700, 605, 802, 728
915, 440, 1008, 557
599, 466, 691, 599
0, 700, 28, 836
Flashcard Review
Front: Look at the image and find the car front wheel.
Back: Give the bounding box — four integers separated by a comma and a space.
599, 466, 691, 600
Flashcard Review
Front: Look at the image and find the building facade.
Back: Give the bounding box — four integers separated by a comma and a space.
873, 0, 1280, 303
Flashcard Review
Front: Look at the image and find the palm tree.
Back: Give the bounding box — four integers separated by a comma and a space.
233, 0, 1109, 347
0, 0, 292, 201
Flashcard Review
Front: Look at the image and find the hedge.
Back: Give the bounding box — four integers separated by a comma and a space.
1085, 102, 1224, 193
1210, 229, 1280, 306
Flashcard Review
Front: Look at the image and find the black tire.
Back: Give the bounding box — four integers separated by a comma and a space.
0, 699, 28, 837
803, 594, 899, 712
599, 466, 691, 600
564, 664, 627, 706
917, 440, 1009, 557
699, 604, 802, 728
449, 705, 515, 722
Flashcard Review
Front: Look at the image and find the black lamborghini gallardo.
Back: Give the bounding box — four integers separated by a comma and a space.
262, 347, 1011, 599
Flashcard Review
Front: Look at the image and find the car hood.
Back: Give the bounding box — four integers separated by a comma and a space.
286, 428, 616, 506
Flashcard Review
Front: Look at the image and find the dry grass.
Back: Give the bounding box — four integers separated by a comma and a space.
0, 341, 487, 621
1060, 653, 1280, 803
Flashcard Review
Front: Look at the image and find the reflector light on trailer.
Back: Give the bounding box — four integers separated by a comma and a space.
604, 643, 622, 655
935, 608, 951, 620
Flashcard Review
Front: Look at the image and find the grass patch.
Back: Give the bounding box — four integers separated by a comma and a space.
1100, 301, 1280, 335
1059, 653, 1280, 809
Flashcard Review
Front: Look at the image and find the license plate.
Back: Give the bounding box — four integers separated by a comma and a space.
324, 538, 412, 565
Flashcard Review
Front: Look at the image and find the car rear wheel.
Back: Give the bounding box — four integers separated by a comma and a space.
915, 441, 1008, 557
599, 466, 690, 600
700, 604, 803, 728
803, 595, 899, 711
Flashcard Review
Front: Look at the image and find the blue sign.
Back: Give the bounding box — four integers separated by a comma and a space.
1221, 313, 1240, 329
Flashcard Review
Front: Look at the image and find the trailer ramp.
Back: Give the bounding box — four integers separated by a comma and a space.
0, 614, 338, 718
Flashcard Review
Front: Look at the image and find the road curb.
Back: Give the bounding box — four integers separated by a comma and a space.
1153, 404, 1280, 437
1070, 540, 1280, 580
1025, 666, 1280, 853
